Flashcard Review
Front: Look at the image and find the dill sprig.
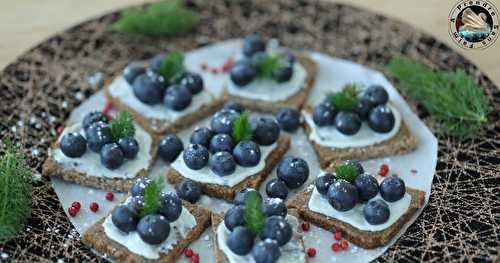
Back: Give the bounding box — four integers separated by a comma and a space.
232, 111, 252, 143
387, 56, 490, 139
139, 177, 164, 217
110, 0, 199, 38
335, 163, 359, 182
244, 191, 265, 236
110, 111, 135, 142
254, 53, 286, 79
159, 51, 185, 83
327, 83, 361, 111
0, 140, 33, 244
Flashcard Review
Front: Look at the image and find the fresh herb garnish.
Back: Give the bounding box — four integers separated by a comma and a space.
139, 177, 164, 217
244, 191, 266, 236
255, 53, 286, 79
110, 0, 199, 38
232, 111, 252, 143
0, 140, 33, 244
110, 111, 135, 142
335, 163, 359, 182
387, 56, 490, 139
327, 83, 361, 111
159, 51, 185, 83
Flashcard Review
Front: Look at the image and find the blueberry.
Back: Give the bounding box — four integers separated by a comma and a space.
233, 140, 261, 167
131, 178, 152, 196
100, 143, 124, 170
224, 205, 245, 231
111, 205, 139, 233
209, 151, 236, 176
368, 105, 395, 133
234, 188, 262, 206
190, 127, 214, 147
273, 65, 293, 83
277, 156, 309, 189
164, 84, 192, 111
362, 85, 389, 106
222, 101, 244, 113
356, 99, 375, 121
334, 111, 361, 135
252, 240, 281, 263
265, 179, 288, 199
178, 72, 203, 94
250, 117, 280, 146
183, 144, 209, 170
363, 199, 390, 225
276, 107, 301, 132
230, 60, 257, 86
380, 176, 406, 202
263, 198, 287, 217
158, 134, 183, 162
137, 214, 170, 245
123, 63, 146, 84
158, 192, 182, 221
126, 195, 144, 214
315, 172, 336, 196
118, 137, 139, 159
354, 174, 379, 202
210, 109, 239, 134
149, 54, 166, 73
261, 216, 292, 246
227, 226, 254, 255
132, 72, 165, 105
343, 160, 364, 175
60, 132, 87, 158
242, 35, 266, 57
86, 121, 113, 152
327, 180, 359, 212
175, 179, 201, 204
313, 103, 336, 127
82, 111, 108, 131
209, 134, 234, 153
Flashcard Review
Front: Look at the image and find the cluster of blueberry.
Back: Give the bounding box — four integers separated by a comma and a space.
315, 161, 406, 225
123, 56, 203, 111
224, 189, 294, 263
59, 111, 139, 169
111, 178, 183, 245
230, 35, 295, 86
313, 85, 396, 135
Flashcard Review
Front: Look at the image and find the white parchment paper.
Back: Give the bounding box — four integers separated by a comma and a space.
51, 39, 437, 262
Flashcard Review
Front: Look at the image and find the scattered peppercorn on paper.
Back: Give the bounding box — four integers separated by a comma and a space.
50, 39, 438, 262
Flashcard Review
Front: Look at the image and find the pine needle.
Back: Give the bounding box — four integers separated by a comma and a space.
327, 83, 361, 111
0, 140, 33, 244
232, 111, 252, 143
335, 163, 358, 182
244, 191, 265, 236
159, 51, 185, 83
110, 0, 199, 38
387, 56, 490, 140
139, 177, 164, 217
110, 111, 135, 142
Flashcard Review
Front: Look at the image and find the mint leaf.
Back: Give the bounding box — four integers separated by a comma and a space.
244, 191, 266, 236
159, 51, 185, 83
110, 111, 135, 142
232, 111, 252, 143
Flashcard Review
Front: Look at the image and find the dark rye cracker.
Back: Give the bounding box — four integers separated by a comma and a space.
81, 201, 211, 263
287, 187, 425, 249
221, 55, 317, 113
211, 209, 307, 263
167, 136, 291, 202
42, 136, 159, 192
302, 105, 418, 169
104, 79, 224, 136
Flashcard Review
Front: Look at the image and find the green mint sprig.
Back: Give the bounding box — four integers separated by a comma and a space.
110, 111, 135, 142
159, 51, 185, 83
244, 191, 266, 236
327, 83, 361, 112
232, 111, 252, 143
335, 162, 359, 182
0, 140, 33, 244
139, 177, 164, 217
110, 0, 199, 38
